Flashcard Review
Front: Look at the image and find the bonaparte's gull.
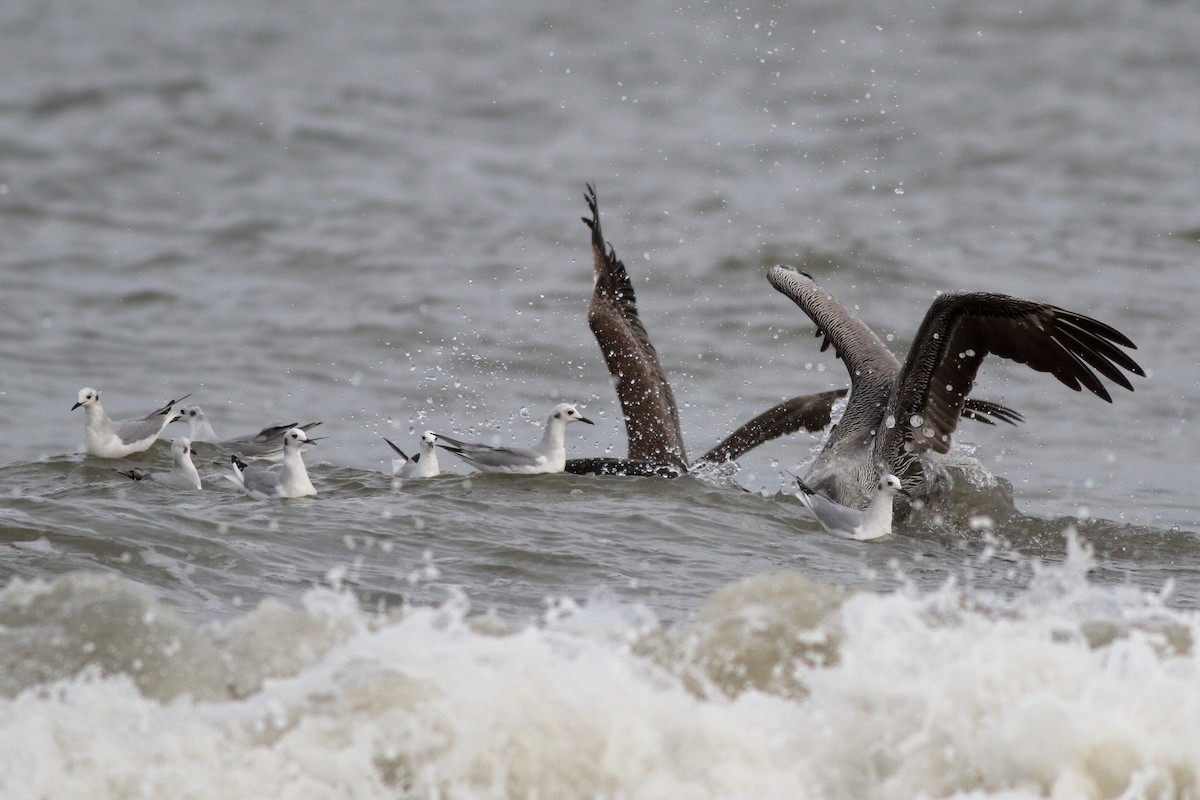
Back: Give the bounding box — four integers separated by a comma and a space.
172, 404, 321, 460
72, 387, 190, 458
436, 404, 594, 474
767, 265, 1145, 509
227, 427, 317, 498
794, 472, 911, 540
118, 436, 203, 490
565, 185, 1023, 476
383, 431, 441, 478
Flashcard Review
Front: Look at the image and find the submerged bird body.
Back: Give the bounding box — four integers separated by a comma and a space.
768, 266, 1145, 510
119, 436, 202, 490
384, 431, 441, 478
173, 404, 321, 461
73, 388, 190, 458
437, 404, 594, 474
227, 427, 317, 498
796, 473, 910, 540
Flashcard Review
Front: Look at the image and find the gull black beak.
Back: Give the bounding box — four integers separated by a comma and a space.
898, 488, 913, 499
71, 401, 83, 411
579, 416, 595, 425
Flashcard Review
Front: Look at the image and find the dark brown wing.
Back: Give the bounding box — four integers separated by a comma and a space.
583, 184, 687, 468
697, 389, 846, 464
876, 292, 1144, 460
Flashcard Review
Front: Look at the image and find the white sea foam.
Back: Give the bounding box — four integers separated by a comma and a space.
1, 536, 1197, 799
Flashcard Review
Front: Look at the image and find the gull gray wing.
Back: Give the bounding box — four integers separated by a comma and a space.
804, 492, 868, 536
875, 292, 1144, 464
697, 389, 846, 464
583, 184, 687, 468
111, 393, 191, 445
436, 434, 544, 470
136, 394, 191, 423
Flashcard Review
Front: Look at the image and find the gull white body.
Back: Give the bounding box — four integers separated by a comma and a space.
227, 427, 317, 499
795, 473, 910, 541
73, 387, 189, 459
119, 437, 203, 491
173, 404, 320, 461
384, 431, 441, 478
436, 404, 593, 474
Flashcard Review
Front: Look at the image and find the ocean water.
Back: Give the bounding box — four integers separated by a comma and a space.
2, 0, 1200, 796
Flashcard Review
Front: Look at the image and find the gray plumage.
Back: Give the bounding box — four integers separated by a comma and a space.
768, 265, 1145, 509
437, 404, 594, 474
173, 403, 321, 460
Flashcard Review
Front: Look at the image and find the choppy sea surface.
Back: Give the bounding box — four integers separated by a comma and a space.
2, 0, 1200, 796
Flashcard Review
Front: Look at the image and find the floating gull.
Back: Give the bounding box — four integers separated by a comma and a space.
436, 404, 594, 474
564, 184, 1022, 477
227, 427, 317, 499
72, 387, 190, 458
173, 403, 321, 460
767, 265, 1145, 510
383, 431, 441, 478
794, 472, 910, 540
118, 436, 203, 491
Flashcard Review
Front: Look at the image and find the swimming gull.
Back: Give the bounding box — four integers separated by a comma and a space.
172, 403, 321, 460
383, 431, 441, 478
118, 436, 203, 490
436, 403, 594, 474
794, 472, 911, 541
564, 185, 1022, 477
767, 265, 1145, 509
227, 427, 317, 498
72, 387, 191, 458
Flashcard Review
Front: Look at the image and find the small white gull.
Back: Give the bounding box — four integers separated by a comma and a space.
383, 431, 441, 478
72, 387, 190, 458
227, 427, 317, 499
436, 404, 594, 474
794, 472, 911, 541
118, 436, 203, 491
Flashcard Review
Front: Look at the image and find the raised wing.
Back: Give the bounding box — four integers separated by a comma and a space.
583, 184, 687, 468
876, 292, 1144, 462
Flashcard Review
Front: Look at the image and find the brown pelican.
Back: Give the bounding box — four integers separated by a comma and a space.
768, 265, 1145, 509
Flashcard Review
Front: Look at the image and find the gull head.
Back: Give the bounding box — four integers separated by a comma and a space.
550, 403, 594, 426
283, 427, 313, 450
173, 404, 206, 424
878, 474, 913, 499
171, 436, 194, 460
72, 387, 100, 411
420, 431, 438, 447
